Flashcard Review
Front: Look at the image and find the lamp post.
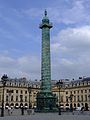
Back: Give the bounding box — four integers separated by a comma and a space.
56, 80, 63, 115
28, 86, 32, 109
1, 74, 8, 117
69, 94, 73, 112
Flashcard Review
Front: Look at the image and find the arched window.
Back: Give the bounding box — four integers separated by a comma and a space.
5, 103, 9, 109
10, 103, 14, 108
15, 103, 19, 108
20, 103, 23, 108
74, 103, 76, 108
77, 103, 80, 107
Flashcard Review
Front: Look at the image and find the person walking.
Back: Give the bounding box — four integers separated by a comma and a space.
11, 107, 14, 114
81, 106, 84, 114
8, 106, 11, 116
21, 106, 24, 115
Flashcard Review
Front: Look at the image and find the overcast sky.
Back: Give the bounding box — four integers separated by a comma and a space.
0, 0, 90, 80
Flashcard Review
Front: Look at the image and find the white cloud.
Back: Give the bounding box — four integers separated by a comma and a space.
18, 56, 40, 73
47, 0, 90, 25
51, 26, 90, 54
51, 25, 90, 79
0, 0, 90, 80
17, 0, 90, 25
0, 54, 40, 80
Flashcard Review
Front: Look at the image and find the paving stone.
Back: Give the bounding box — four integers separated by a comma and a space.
0, 110, 90, 120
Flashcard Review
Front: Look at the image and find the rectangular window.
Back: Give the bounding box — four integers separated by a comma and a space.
6, 96, 8, 102
88, 95, 90, 101
74, 96, 76, 102
81, 95, 83, 101
11, 90, 13, 93
25, 96, 27, 102
16, 96, 18, 101
66, 91, 68, 94
85, 95, 87, 101
77, 90, 79, 94
25, 91, 27, 94
81, 90, 83, 93
6, 89, 9, 93
11, 96, 13, 101
77, 95, 80, 102
85, 90, 87, 93
21, 90, 23, 94
16, 90, 18, 93
20, 95, 23, 102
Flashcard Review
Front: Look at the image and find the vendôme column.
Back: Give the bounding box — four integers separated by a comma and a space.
40, 10, 52, 92
36, 10, 57, 112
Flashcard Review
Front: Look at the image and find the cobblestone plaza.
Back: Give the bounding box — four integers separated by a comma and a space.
0, 109, 90, 120
0, 112, 90, 120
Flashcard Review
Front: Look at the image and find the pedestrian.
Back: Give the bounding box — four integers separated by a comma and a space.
32, 107, 35, 115
72, 108, 74, 115
11, 107, 14, 114
27, 108, 32, 115
81, 106, 84, 114
8, 106, 11, 115
21, 107, 24, 115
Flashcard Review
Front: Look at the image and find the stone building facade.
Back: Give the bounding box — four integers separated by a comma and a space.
0, 77, 90, 110
0, 78, 40, 108
52, 78, 90, 110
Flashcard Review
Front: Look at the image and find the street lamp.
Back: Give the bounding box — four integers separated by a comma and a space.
56, 80, 63, 115
69, 94, 73, 112
28, 86, 32, 109
1, 74, 8, 117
